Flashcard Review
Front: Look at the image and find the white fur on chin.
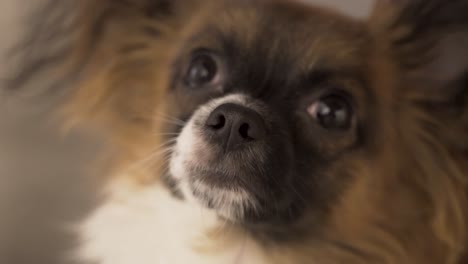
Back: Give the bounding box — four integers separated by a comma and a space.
74, 178, 268, 264
74, 94, 269, 264
169, 94, 259, 221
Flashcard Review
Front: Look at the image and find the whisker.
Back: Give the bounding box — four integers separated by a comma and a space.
126, 150, 172, 172
147, 155, 172, 174
154, 112, 187, 127
137, 140, 177, 158
151, 115, 184, 127
141, 148, 173, 165
152, 138, 178, 145
125, 140, 177, 172
157, 112, 187, 123
153, 132, 180, 137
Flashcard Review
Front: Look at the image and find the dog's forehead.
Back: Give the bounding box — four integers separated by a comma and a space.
195, 0, 370, 74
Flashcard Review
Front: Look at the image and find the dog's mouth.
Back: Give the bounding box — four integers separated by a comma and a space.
171, 151, 296, 223
168, 95, 299, 223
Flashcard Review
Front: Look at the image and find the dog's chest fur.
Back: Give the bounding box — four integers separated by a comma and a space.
75, 178, 269, 264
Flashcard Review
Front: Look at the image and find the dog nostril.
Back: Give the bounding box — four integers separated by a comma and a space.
239, 123, 251, 139
205, 103, 267, 152
243, 120, 266, 140
206, 114, 226, 130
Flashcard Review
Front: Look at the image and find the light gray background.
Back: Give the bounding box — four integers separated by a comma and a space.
0, 1, 374, 263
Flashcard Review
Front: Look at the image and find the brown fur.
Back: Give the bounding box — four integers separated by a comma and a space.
10, 0, 468, 263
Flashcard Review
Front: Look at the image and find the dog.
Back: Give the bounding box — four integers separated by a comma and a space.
9, 0, 468, 263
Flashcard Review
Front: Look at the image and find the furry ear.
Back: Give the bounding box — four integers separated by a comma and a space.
372, 0, 468, 103
372, 3, 468, 257
371, 0, 468, 154
9, 0, 193, 91
8, 0, 200, 127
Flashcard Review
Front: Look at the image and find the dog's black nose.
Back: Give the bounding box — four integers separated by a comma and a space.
205, 103, 266, 152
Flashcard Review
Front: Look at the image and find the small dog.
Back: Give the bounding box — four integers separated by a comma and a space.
11, 0, 468, 263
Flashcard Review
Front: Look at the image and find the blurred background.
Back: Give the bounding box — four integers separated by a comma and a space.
0, 1, 373, 263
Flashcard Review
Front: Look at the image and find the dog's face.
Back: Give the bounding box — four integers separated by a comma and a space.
14, 0, 468, 262
167, 2, 368, 226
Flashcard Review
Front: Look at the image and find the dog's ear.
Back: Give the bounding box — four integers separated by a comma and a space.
371, 0, 468, 104
9, 0, 199, 92
371, 2, 468, 253
8, 0, 201, 127
371, 0, 468, 152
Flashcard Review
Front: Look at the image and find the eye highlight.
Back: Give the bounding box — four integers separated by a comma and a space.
184, 51, 220, 88
308, 94, 353, 131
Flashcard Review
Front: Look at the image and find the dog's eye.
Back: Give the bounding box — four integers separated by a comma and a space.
308, 94, 353, 130
185, 52, 219, 88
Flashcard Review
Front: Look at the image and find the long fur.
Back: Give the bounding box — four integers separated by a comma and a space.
7, 0, 468, 263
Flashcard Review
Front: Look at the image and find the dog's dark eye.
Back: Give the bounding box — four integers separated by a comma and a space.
308, 94, 353, 130
185, 53, 219, 88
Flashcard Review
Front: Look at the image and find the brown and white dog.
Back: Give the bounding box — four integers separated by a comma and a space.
10, 0, 468, 263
